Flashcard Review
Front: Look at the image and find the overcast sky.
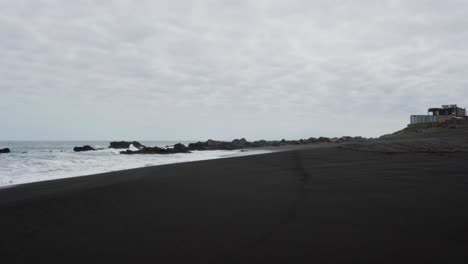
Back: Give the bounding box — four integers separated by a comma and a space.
1, 0, 467, 140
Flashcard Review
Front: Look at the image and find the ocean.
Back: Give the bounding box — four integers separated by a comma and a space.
0, 141, 271, 186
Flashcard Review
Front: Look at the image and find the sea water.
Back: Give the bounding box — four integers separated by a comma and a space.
0, 141, 272, 186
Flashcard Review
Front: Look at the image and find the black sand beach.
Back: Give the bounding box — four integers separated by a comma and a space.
2, 128, 468, 263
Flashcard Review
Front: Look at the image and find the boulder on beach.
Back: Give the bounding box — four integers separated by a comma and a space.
74, 145, 96, 152
173, 143, 190, 153
0, 148, 11, 153
231, 138, 248, 148
187, 141, 209, 151
109, 141, 145, 149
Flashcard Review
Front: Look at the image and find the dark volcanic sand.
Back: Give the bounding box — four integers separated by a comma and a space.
1, 128, 468, 263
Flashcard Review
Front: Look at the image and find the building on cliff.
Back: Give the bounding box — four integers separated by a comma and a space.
410, 104, 467, 125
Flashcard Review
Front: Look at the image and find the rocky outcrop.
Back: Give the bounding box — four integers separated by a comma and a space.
120, 144, 191, 155
188, 138, 253, 151
0, 148, 11, 153
118, 136, 370, 155
187, 136, 369, 151
74, 145, 96, 152
187, 138, 323, 151
109, 141, 145, 149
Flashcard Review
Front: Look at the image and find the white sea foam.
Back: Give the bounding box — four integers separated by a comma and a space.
0, 141, 272, 186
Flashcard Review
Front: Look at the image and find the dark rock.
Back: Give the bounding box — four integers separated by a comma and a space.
0, 148, 11, 153
173, 143, 190, 153
74, 145, 96, 152
109, 141, 145, 149
187, 141, 208, 151
188, 139, 249, 151
250, 140, 267, 147
232, 138, 248, 148
334, 136, 368, 143
121, 144, 191, 155
271, 141, 282, 147
287, 140, 301, 145
317, 137, 332, 143
188, 140, 222, 150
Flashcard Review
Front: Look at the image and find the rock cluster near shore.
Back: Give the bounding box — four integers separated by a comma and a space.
72, 136, 369, 154
120, 136, 368, 154
0, 148, 11, 154
73, 141, 145, 152
186, 137, 367, 151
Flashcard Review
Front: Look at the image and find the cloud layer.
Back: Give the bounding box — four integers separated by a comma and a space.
1, 0, 468, 140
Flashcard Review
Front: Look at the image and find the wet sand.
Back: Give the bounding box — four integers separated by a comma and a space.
1, 129, 468, 263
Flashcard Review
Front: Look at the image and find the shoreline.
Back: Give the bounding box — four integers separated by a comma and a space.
0, 143, 332, 192
0, 148, 268, 189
